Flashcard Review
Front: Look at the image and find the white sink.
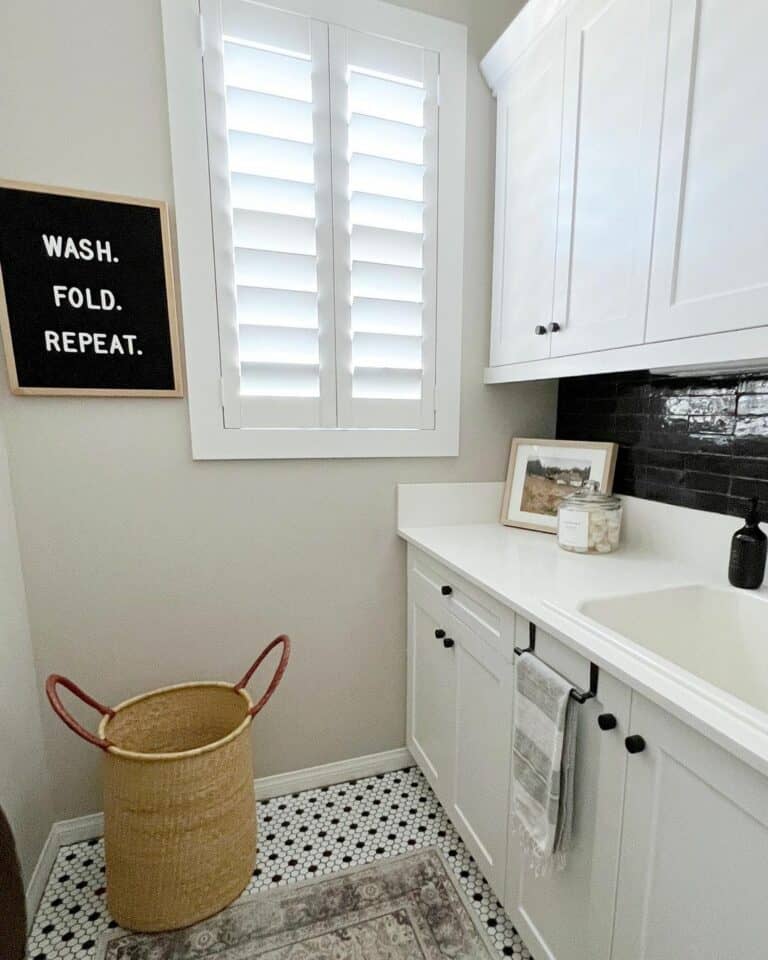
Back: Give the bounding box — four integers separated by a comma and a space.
579, 585, 768, 714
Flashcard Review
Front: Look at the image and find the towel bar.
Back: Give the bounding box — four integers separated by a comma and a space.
513, 623, 599, 704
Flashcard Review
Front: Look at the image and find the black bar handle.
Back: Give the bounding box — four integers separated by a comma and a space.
570, 663, 599, 704
513, 621, 537, 657
514, 623, 599, 704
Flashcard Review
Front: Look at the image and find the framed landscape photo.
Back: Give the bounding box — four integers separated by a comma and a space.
501, 438, 618, 533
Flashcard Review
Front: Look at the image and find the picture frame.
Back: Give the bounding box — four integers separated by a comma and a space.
501, 438, 618, 533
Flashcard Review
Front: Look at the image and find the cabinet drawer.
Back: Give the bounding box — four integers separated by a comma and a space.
409, 549, 514, 659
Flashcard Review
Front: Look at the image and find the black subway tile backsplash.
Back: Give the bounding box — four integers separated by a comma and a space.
556, 370, 768, 521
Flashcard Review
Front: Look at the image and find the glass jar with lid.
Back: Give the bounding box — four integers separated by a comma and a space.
557, 482, 622, 554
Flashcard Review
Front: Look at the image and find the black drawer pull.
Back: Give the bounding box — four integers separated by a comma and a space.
435, 629, 446, 639
443, 637, 455, 649
598, 713, 617, 731
625, 735, 646, 754
441, 585, 453, 596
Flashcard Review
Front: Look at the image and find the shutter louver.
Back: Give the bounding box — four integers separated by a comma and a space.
330, 28, 438, 428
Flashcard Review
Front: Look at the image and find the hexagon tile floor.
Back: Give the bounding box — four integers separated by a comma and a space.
27, 765, 533, 960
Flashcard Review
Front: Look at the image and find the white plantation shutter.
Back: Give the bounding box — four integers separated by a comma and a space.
202, 0, 337, 428
330, 29, 438, 429
192, 0, 459, 450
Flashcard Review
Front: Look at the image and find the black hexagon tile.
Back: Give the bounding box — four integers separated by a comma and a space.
27, 766, 531, 959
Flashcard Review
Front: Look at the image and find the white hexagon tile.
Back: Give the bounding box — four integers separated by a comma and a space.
27, 765, 533, 959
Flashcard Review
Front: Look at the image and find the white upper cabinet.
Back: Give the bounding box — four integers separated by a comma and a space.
646, 0, 768, 342
490, 16, 566, 366
482, 0, 768, 381
551, 0, 668, 357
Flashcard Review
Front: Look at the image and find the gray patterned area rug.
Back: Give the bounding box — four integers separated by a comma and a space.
98, 847, 498, 959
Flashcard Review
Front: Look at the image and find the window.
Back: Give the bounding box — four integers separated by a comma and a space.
162, 0, 467, 458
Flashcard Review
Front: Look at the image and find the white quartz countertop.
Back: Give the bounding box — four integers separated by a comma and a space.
397, 483, 768, 777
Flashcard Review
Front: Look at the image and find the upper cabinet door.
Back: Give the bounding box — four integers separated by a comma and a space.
647, 0, 768, 342
612, 693, 768, 960
489, 16, 566, 366
550, 0, 670, 357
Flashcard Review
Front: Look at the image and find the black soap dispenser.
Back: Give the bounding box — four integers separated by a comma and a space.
728, 499, 766, 589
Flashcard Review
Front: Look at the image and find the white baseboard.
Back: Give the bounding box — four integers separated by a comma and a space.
25, 811, 106, 925
25, 746, 413, 926
25, 829, 59, 928
56, 811, 106, 846
253, 747, 413, 800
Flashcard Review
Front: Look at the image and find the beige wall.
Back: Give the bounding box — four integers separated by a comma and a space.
0, 0, 553, 822
0, 416, 52, 882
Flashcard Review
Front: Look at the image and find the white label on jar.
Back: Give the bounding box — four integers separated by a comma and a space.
558, 509, 589, 550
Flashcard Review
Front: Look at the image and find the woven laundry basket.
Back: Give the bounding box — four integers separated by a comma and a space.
46, 636, 290, 933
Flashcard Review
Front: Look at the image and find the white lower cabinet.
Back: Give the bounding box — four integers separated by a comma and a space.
504, 624, 631, 960
406, 546, 768, 959
407, 576, 456, 801
406, 548, 514, 892
450, 615, 513, 894
611, 693, 768, 960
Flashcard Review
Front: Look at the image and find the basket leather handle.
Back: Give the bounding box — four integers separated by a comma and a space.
235, 635, 291, 717
46, 674, 114, 750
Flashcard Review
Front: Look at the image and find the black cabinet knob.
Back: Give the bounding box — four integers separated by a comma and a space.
548, 322, 561, 333
534, 325, 547, 336
441, 585, 453, 596
435, 629, 446, 639
597, 713, 617, 731
625, 735, 646, 754
443, 637, 455, 649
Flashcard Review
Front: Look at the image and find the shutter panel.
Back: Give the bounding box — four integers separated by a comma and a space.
202, 0, 337, 428
330, 27, 438, 429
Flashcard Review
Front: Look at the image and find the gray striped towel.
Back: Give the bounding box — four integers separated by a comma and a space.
511, 652, 577, 875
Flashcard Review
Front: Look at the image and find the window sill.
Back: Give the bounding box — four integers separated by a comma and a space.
189, 421, 459, 460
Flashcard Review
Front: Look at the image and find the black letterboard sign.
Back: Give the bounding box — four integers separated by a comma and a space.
0, 181, 182, 396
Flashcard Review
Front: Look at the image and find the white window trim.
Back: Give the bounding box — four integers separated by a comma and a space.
161, 0, 467, 459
